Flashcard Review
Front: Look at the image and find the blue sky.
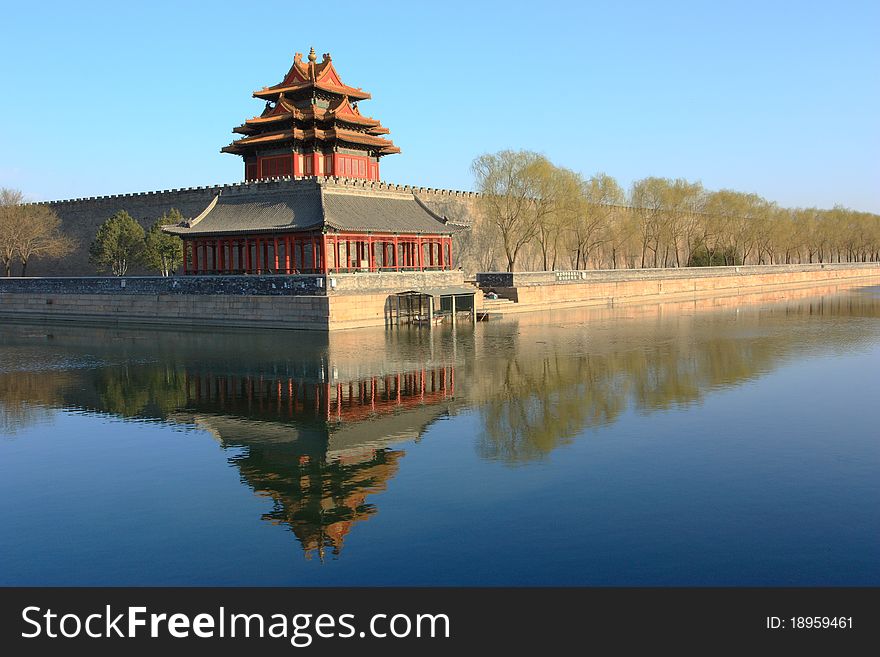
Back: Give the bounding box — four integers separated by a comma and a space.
2, 1, 878, 211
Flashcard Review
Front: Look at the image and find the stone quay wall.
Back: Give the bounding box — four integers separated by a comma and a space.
0, 270, 467, 331
2, 265, 876, 331
476, 263, 880, 313
30, 177, 479, 278
0, 291, 331, 331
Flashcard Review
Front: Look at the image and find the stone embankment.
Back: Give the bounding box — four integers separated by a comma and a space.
475, 263, 880, 315
1, 264, 877, 331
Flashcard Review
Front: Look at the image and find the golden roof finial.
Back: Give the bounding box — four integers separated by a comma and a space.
308, 47, 317, 63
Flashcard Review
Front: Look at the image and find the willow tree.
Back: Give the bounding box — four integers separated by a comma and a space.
571, 172, 624, 269
472, 150, 552, 272
630, 177, 667, 268
529, 159, 572, 271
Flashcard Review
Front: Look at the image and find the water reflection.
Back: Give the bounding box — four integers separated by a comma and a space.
1, 283, 879, 560
181, 367, 454, 558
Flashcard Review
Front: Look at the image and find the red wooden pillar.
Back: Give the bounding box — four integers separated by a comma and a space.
183, 241, 189, 275
320, 235, 329, 274
417, 236, 423, 271
284, 236, 291, 273
293, 236, 298, 273
273, 237, 279, 272
309, 234, 318, 272
393, 236, 399, 271
218, 239, 225, 271
368, 235, 375, 271
244, 238, 251, 272
448, 237, 453, 269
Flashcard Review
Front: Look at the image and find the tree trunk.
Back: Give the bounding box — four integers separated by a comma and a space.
20, 259, 28, 277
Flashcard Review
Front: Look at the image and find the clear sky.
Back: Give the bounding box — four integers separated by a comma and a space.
2, 0, 878, 211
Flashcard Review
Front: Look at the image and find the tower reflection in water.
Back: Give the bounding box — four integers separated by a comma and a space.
182, 365, 455, 560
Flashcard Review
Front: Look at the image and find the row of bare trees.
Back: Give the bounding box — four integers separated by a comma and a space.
0, 189, 75, 276
467, 150, 880, 272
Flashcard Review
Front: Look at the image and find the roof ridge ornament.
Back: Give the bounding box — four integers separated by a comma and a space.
307, 47, 317, 63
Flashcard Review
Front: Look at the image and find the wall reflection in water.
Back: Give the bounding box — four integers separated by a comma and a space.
1, 283, 878, 559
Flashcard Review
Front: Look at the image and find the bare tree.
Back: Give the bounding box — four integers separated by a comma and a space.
16, 205, 76, 276
0, 189, 25, 276
1, 189, 74, 276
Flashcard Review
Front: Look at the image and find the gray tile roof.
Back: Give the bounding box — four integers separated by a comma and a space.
164, 180, 459, 237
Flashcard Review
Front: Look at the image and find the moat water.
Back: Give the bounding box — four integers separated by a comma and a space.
1, 285, 879, 585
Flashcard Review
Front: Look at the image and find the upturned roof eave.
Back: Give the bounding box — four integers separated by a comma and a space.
253, 81, 371, 101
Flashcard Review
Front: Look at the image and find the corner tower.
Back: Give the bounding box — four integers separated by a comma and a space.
222, 48, 400, 182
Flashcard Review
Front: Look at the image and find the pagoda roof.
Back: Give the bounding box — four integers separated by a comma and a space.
162, 179, 460, 237
233, 96, 384, 135
253, 49, 371, 101
222, 125, 400, 155
225, 49, 398, 163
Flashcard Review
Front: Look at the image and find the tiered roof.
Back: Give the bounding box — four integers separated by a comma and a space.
222, 48, 399, 157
